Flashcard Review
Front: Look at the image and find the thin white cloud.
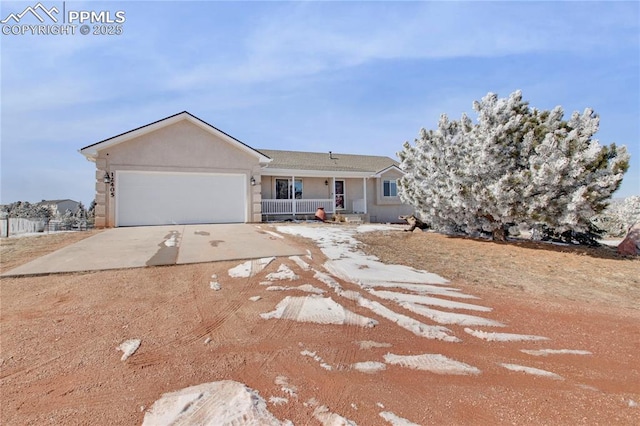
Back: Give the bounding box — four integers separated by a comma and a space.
0, 1, 637, 203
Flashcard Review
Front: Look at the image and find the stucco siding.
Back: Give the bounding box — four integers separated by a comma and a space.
102, 120, 258, 170
95, 119, 259, 227
367, 172, 413, 223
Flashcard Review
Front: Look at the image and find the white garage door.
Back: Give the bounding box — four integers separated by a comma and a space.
116, 171, 246, 226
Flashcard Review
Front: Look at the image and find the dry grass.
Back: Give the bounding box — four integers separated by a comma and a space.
1, 227, 637, 311
0, 230, 102, 272
356, 229, 640, 311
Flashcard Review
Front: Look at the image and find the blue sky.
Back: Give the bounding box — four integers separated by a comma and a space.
1, 0, 638, 206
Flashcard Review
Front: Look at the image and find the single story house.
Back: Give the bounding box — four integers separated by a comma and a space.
79, 111, 413, 228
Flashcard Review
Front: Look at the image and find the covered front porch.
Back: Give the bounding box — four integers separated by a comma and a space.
260, 175, 368, 218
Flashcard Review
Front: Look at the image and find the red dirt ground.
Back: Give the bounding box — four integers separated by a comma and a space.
1, 226, 638, 425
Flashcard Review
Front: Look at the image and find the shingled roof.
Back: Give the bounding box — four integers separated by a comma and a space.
258, 149, 399, 173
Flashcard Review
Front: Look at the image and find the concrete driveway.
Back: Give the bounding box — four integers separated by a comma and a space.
1, 224, 305, 277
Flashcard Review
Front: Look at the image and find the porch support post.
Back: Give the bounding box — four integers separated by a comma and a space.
332, 177, 336, 213
291, 175, 296, 216
362, 177, 367, 214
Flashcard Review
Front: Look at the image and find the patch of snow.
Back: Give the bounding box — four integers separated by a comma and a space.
141, 380, 291, 425
325, 257, 449, 287
628, 399, 638, 408
352, 361, 387, 373
274, 376, 297, 398
5, 230, 77, 239
313, 270, 344, 292
384, 353, 481, 375
356, 224, 399, 233
306, 399, 358, 426
209, 281, 221, 291
576, 384, 599, 392
303, 397, 318, 407
370, 289, 491, 312
399, 302, 504, 327
465, 328, 549, 342
249, 296, 262, 302
164, 235, 178, 247
301, 350, 333, 370
228, 257, 275, 278
265, 264, 300, 281
266, 284, 325, 294
306, 249, 313, 260
289, 255, 312, 270
355, 340, 392, 350
116, 339, 141, 361
366, 282, 479, 299
340, 290, 363, 301
379, 411, 420, 426
277, 226, 449, 285
358, 298, 459, 342
311, 269, 460, 342
261, 296, 377, 328
500, 363, 563, 380
521, 349, 592, 356
351, 403, 358, 410
269, 396, 289, 406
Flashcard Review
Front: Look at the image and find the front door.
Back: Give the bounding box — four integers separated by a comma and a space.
335, 180, 345, 210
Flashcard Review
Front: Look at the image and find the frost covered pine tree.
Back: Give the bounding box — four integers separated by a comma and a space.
398, 90, 630, 240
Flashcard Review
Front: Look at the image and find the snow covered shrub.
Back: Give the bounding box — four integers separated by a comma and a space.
617, 196, 640, 229
62, 209, 76, 229
1, 201, 52, 219
398, 90, 629, 241
593, 196, 640, 237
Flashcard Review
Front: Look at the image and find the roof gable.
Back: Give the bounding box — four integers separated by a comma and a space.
373, 164, 404, 177
79, 111, 270, 163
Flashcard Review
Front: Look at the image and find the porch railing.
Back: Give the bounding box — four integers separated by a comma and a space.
262, 199, 334, 215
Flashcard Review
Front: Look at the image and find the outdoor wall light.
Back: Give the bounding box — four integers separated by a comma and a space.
250, 177, 256, 186
324, 180, 329, 186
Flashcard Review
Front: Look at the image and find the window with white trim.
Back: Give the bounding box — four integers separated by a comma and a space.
383, 179, 397, 197
275, 178, 303, 199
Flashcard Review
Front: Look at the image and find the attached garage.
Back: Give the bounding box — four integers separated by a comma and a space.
116, 171, 246, 226
79, 112, 271, 228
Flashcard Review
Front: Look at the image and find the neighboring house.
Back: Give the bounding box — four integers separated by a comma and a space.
37, 199, 80, 217
79, 111, 413, 228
